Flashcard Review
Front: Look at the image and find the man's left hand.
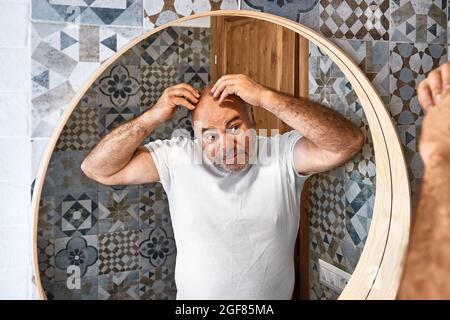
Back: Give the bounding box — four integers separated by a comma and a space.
210, 74, 271, 107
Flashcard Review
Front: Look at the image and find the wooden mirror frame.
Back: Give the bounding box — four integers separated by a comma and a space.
31, 9, 411, 300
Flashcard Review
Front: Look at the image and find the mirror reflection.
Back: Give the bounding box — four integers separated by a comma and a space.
37, 15, 376, 300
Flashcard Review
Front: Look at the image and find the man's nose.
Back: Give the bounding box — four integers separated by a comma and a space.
219, 134, 236, 155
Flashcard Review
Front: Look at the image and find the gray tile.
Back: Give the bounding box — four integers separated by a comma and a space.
391, 0, 447, 43
320, 0, 390, 40
32, 0, 143, 27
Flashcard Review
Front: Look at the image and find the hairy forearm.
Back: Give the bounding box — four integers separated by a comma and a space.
397, 149, 450, 299
81, 109, 161, 179
261, 90, 362, 153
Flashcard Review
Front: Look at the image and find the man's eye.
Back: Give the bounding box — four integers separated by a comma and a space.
230, 125, 241, 134
206, 134, 217, 141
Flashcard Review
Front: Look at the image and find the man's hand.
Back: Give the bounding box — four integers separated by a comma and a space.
151, 83, 200, 123
210, 74, 270, 107
418, 61, 450, 112
419, 88, 450, 165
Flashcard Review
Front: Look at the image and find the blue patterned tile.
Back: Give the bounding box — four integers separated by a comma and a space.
143, 0, 238, 29
345, 180, 375, 246
31, 21, 142, 138
32, 0, 143, 27
243, 0, 320, 30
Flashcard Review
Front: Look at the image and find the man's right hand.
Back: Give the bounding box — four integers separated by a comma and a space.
150, 83, 200, 123
418, 61, 450, 112
419, 88, 450, 165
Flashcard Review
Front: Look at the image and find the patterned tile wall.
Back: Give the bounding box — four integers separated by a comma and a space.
36, 25, 210, 300
31, 0, 448, 300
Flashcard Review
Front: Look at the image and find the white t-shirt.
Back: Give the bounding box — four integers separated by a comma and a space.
144, 129, 310, 300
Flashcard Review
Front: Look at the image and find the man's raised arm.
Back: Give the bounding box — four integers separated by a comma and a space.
210, 74, 364, 175
80, 83, 199, 186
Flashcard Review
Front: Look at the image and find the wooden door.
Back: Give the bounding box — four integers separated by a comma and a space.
210, 16, 310, 299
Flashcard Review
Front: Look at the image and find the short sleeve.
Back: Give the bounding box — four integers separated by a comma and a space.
144, 136, 185, 193
277, 129, 312, 182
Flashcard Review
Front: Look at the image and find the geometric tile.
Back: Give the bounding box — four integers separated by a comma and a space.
98, 270, 139, 300
139, 266, 176, 300
32, 0, 143, 27
46, 276, 98, 300
55, 191, 99, 238
141, 27, 179, 66
309, 44, 348, 114
320, 0, 390, 40
309, 174, 346, 239
42, 150, 98, 196
391, 0, 447, 43
389, 42, 446, 125
98, 189, 140, 234
309, 44, 377, 185
54, 235, 99, 281
179, 63, 210, 90
310, 228, 351, 270
31, 21, 142, 138
332, 39, 390, 99
55, 106, 100, 151
344, 118, 376, 185
397, 124, 423, 199
242, 0, 320, 30
98, 106, 140, 135
98, 230, 140, 275
143, 0, 238, 29
344, 180, 375, 246
38, 239, 55, 284
139, 227, 176, 269
140, 65, 178, 109
38, 196, 60, 240
139, 185, 170, 229
97, 65, 141, 108
176, 27, 210, 69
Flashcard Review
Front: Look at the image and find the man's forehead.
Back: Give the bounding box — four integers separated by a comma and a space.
198, 114, 242, 130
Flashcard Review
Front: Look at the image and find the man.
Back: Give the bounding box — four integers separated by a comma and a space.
397, 62, 450, 299
81, 74, 364, 299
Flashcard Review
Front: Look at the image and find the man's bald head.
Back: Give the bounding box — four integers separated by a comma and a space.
190, 83, 255, 128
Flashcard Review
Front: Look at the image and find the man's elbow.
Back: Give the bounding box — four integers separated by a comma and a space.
348, 129, 364, 157
81, 159, 94, 178
81, 159, 102, 182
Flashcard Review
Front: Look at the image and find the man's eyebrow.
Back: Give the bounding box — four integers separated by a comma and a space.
224, 115, 241, 126
200, 115, 242, 132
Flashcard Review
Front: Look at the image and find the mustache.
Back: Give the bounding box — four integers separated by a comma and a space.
212, 149, 247, 162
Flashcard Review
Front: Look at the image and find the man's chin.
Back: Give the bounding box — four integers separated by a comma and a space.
216, 163, 249, 173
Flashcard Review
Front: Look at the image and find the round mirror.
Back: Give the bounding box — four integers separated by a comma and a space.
32, 10, 410, 300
